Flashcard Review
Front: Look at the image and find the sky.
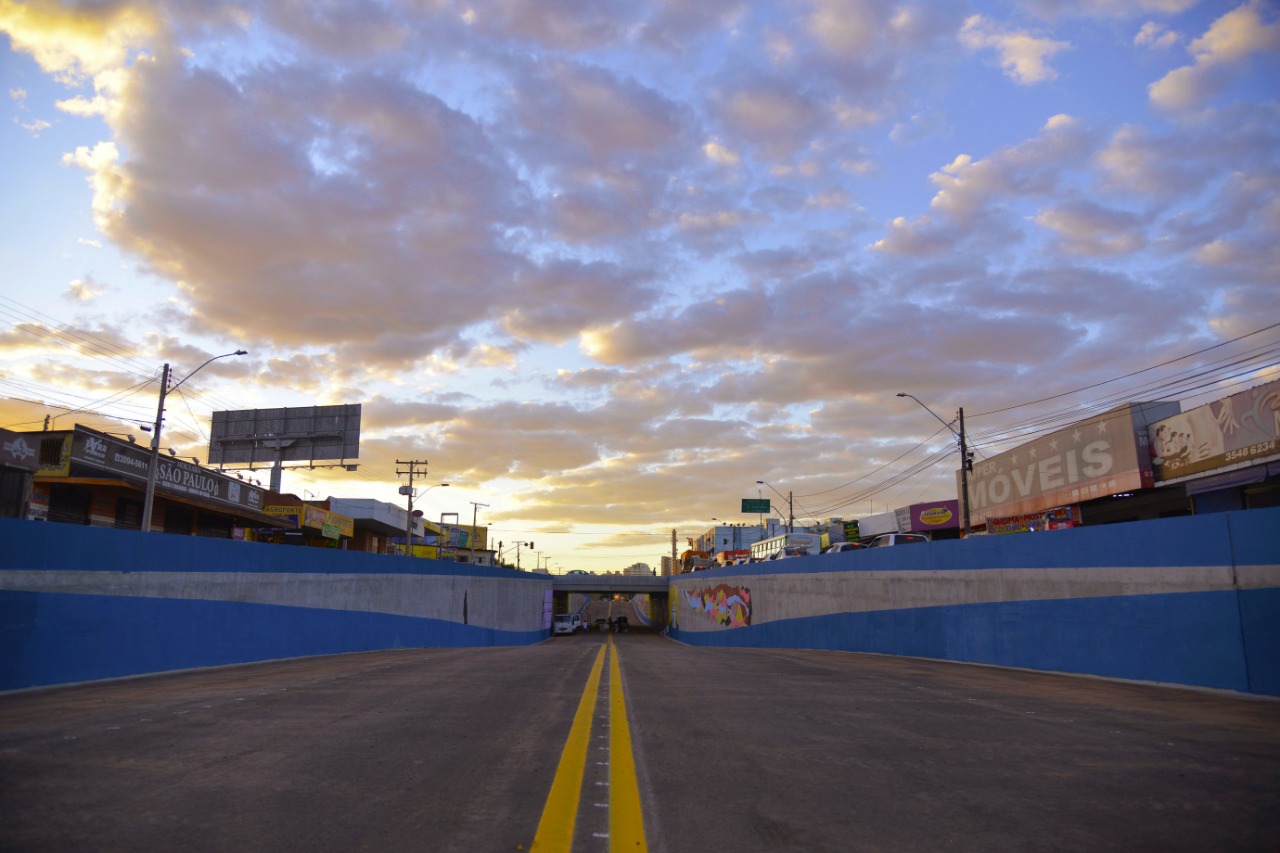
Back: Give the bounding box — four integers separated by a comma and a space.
1, 0, 1278, 572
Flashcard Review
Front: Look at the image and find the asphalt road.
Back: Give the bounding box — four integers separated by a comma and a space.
2, 630, 1278, 852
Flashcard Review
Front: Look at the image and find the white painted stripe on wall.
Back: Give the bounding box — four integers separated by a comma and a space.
674, 564, 1280, 631
0, 571, 550, 631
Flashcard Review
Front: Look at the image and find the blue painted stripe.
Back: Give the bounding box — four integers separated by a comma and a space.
0, 590, 543, 691
671, 589, 1266, 693
0, 516, 543, 579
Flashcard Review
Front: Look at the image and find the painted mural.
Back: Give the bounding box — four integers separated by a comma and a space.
682, 584, 751, 628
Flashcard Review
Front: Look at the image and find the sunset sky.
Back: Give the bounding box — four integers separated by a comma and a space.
2, 0, 1278, 571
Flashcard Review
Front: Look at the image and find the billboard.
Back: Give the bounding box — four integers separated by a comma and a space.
208, 404, 361, 466
963, 401, 1178, 522
1149, 377, 1280, 482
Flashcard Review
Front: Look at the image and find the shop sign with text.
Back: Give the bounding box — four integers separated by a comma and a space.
962, 402, 1175, 521
1150, 377, 1280, 481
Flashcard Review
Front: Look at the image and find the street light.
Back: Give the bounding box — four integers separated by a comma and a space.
403, 483, 448, 557
896, 392, 973, 536
140, 350, 247, 532
513, 541, 533, 570
756, 480, 793, 532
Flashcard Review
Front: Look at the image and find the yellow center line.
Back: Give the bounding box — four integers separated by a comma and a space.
531, 644, 606, 851
609, 637, 648, 852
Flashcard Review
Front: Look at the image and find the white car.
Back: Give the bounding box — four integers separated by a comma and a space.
822, 541, 866, 554
552, 614, 583, 635
866, 533, 930, 547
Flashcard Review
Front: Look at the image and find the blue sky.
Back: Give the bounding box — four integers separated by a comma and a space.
1, 0, 1278, 570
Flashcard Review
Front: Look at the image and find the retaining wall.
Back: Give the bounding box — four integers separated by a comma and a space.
669, 508, 1280, 696
0, 517, 551, 691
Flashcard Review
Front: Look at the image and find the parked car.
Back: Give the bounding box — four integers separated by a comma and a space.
822, 542, 865, 554
866, 533, 930, 547
553, 614, 583, 635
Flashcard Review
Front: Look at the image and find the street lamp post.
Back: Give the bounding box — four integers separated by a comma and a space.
756, 480, 793, 532
404, 483, 448, 557
469, 501, 488, 564
896, 393, 973, 536
514, 541, 533, 570
140, 350, 247, 533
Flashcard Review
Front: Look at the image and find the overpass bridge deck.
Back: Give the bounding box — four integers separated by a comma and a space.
551, 575, 669, 595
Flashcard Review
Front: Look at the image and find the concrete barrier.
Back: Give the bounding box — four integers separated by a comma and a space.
0, 517, 551, 690
669, 508, 1280, 696
4, 509, 1277, 695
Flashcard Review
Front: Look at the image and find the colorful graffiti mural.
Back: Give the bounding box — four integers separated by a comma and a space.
682, 584, 751, 628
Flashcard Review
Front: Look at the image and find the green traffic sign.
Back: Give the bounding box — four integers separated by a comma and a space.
741, 498, 770, 514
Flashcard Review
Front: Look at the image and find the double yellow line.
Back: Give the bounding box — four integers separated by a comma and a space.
531, 636, 647, 852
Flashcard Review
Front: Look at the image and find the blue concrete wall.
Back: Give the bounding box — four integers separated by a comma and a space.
669, 508, 1280, 696
0, 518, 551, 691
4, 509, 1277, 695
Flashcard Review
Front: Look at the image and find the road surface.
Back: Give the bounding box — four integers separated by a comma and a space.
2, 630, 1278, 851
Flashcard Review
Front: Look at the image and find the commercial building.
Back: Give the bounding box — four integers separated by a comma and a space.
1147, 376, 1280, 513
24, 425, 287, 537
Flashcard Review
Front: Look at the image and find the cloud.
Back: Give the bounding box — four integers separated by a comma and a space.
959, 15, 1071, 84
1149, 1, 1280, 110
806, 0, 878, 55
1134, 21, 1180, 49
0, 0, 160, 81
1021, 0, 1198, 18
1033, 200, 1148, 256
711, 79, 827, 160
67, 276, 107, 301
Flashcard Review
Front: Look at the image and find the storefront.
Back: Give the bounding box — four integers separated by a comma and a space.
894, 499, 961, 540
0, 428, 38, 518
25, 425, 286, 537
1148, 377, 1280, 513
259, 499, 354, 548
962, 400, 1189, 532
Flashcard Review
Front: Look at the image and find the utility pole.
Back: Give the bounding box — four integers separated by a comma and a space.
670, 529, 676, 577
468, 501, 488, 564
140, 364, 171, 533
957, 408, 972, 537
397, 459, 429, 557
788, 490, 794, 533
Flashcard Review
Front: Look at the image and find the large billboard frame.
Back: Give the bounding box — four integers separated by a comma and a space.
208, 404, 362, 467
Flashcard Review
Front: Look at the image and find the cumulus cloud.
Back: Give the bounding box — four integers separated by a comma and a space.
66, 276, 106, 301
1149, 1, 1280, 110
1134, 21, 1180, 49
959, 15, 1071, 84
806, 0, 878, 55
0, 0, 160, 81
712, 81, 826, 160
1033, 200, 1148, 256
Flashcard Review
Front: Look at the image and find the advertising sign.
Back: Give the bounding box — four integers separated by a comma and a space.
1149, 377, 1280, 481
209, 404, 361, 465
988, 506, 1078, 535
910, 499, 958, 530
0, 429, 39, 472
963, 402, 1177, 521
70, 428, 267, 515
